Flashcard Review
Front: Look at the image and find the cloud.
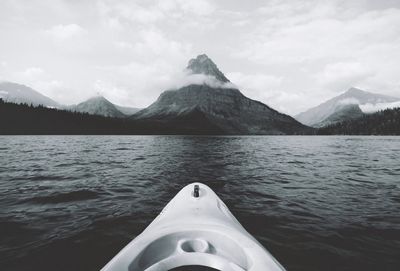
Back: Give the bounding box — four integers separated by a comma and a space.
317, 62, 375, 90
170, 71, 237, 90
0, 61, 7, 80
20, 67, 44, 79
158, 0, 215, 16
338, 97, 361, 105
225, 71, 316, 114
98, 0, 215, 27
97, 0, 164, 25
113, 41, 134, 50
91, 60, 237, 108
128, 29, 192, 57
44, 24, 86, 40
227, 72, 283, 93
91, 80, 131, 104
360, 101, 400, 113
93, 60, 180, 107
1, 0, 400, 115
227, 2, 400, 114
33, 80, 68, 102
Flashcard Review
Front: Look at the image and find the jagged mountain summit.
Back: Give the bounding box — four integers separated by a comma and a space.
295, 87, 399, 127
133, 54, 311, 134
73, 96, 126, 118
186, 54, 230, 83
0, 81, 59, 108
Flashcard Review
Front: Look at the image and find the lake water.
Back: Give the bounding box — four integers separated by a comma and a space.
1, 136, 399, 271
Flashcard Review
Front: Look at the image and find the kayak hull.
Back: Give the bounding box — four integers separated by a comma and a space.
101, 183, 285, 271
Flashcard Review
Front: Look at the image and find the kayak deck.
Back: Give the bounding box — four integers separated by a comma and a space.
101, 183, 285, 271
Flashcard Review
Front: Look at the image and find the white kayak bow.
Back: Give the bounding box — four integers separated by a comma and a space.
101, 183, 285, 271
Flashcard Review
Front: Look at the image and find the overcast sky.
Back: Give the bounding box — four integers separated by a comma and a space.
0, 0, 399, 115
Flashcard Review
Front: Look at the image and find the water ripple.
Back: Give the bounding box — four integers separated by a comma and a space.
0, 135, 399, 271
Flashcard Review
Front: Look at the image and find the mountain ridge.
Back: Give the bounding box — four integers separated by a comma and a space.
0, 81, 59, 108
313, 104, 364, 128
295, 87, 399, 126
133, 54, 312, 135
72, 96, 126, 118
186, 54, 230, 83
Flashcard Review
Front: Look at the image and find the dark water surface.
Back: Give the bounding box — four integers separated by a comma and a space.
1, 136, 399, 271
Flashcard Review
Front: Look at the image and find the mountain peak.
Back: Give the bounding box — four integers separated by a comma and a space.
0, 81, 59, 107
296, 87, 399, 126
87, 95, 108, 103
345, 87, 365, 95
186, 54, 230, 83
75, 96, 125, 118
192, 54, 210, 63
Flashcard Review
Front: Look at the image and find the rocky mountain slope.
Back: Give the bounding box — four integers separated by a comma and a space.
72, 96, 126, 118
133, 54, 312, 135
296, 87, 399, 127
0, 81, 59, 108
313, 104, 364, 128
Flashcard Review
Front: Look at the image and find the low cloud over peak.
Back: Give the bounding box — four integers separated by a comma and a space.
169, 70, 237, 91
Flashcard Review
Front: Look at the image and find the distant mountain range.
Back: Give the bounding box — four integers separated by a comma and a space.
295, 87, 400, 127
314, 104, 364, 128
71, 96, 138, 118
0, 52, 311, 134
2, 55, 400, 135
0, 99, 152, 134
0, 81, 140, 118
0, 81, 59, 108
132, 54, 310, 135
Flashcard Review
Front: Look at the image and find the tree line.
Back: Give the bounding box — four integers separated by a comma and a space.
1, 99, 399, 135
317, 107, 400, 135
0, 99, 222, 135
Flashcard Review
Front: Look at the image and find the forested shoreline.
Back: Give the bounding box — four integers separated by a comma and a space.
1, 99, 399, 135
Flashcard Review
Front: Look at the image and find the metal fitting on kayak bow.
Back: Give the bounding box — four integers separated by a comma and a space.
194, 184, 199, 198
